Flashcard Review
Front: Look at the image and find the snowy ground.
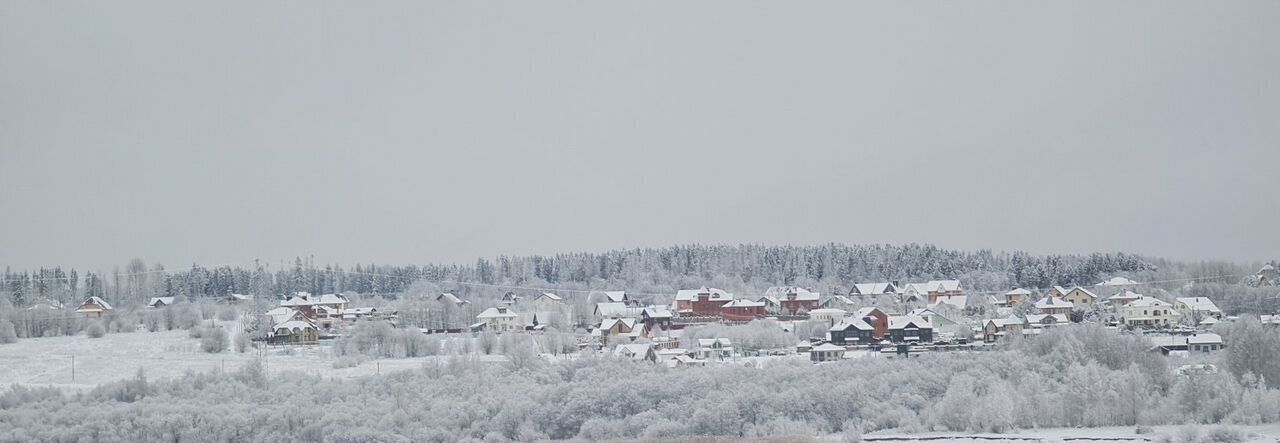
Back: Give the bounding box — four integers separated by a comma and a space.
853, 424, 1280, 442
0, 323, 496, 390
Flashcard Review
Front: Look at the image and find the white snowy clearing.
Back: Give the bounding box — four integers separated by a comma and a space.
0, 323, 492, 389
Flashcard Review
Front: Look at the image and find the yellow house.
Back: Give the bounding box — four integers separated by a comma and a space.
1123, 297, 1181, 329
1062, 287, 1099, 307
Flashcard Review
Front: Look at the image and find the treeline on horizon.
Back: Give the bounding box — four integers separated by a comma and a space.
0, 243, 1261, 308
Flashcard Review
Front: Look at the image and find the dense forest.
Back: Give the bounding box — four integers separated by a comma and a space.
2, 244, 1177, 302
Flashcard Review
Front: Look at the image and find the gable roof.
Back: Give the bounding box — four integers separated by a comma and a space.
613, 343, 654, 360
77, 296, 113, 312
675, 287, 732, 301
1175, 297, 1222, 313
148, 297, 176, 307
829, 317, 874, 332
535, 292, 562, 302
1006, 288, 1032, 296
477, 307, 518, 320
766, 286, 819, 301
811, 343, 845, 352
888, 315, 932, 330
641, 306, 672, 319
852, 282, 898, 295
1099, 277, 1140, 286
595, 302, 638, 318
1064, 287, 1098, 300
721, 299, 765, 308
435, 293, 469, 305
931, 295, 968, 310
1127, 297, 1171, 308
854, 307, 886, 318
1034, 297, 1074, 310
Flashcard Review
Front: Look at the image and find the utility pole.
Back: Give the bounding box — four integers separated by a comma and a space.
71, 355, 75, 382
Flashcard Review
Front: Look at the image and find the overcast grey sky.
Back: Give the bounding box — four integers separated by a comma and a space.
2, 1, 1277, 271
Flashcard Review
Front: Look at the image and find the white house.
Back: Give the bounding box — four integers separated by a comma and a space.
476, 307, 523, 333
147, 297, 176, 308
1123, 297, 1181, 329
1174, 297, 1223, 320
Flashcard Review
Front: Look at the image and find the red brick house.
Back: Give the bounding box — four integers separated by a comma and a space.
768, 287, 820, 315
721, 299, 766, 321
675, 287, 733, 316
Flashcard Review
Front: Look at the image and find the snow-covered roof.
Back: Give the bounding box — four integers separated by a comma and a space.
600, 317, 638, 332
274, 320, 315, 332
77, 296, 113, 312
854, 307, 884, 318
986, 317, 1022, 328
852, 282, 898, 295
282, 293, 348, 307
1025, 313, 1068, 325
826, 295, 856, 306
675, 287, 732, 301
1099, 277, 1140, 286
228, 293, 252, 301
613, 343, 653, 360
435, 293, 468, 305
931, 295, 968, 310
148, 297, 176, 307
1065, 287, 1098, 300
1199, 317, 1219, 325
721, 299, 765, 308
1187, 333, 1223, 345
1127, 297, 1172, 308
1034, 297, 1074, 310
811, 343, 845, 352
536, 292, 562, 301
1175, 297, 1222, 314
888, 315, 932, 330
829, 317, 873, 332
595, 302, 638, 318
767, 286, 819, 301
1108, 290, 1143, 302
808, 308, 846, 316
642, 306, 672, 318
757, 296, 781, 306
1006, 288, 1032, 296
477, 307, 518, 320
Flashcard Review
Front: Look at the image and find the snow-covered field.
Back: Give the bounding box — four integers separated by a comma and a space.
0, 324, 483, 389
858, 424, 1280, 442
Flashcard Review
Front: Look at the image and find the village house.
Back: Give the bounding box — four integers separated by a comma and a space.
310, 305, 344, 331
1034, 296, 1075, 316
1004, 288, 1032, 306
1062, 287, 1099, 307
983, 316, 1026, 342
767, 286, 820, 315
265, 306, 307, 326
674, 287, 733, 316
75, 296, 113, 318
499, 292, 521, 305
721, 299, 767, 322
533, 292, 563, 310
851, 307, 889, 339
756, 296, 782, 314
696, 338, 734, 361
1174, 297, 1223, 321
147, 297, 176, 308
1123, 297, 1181, 329
595, 317, 647, 345
589, 290, 632, 306
640, 306, 673, 331
810, 343, 846, 362
1258, 264, 1279, 286
476, 306, 523, 333
595, 302, 642, 319
828, 317, 875, 346
435, 293, 470, 307
807, 308, 846, 325
902, 280, 963, 304
271, 319, 318, 344
908, 307, 957, 333
1107, 289, 1143, 307
281, 292, 350, 319
613, 343, 657, 362
817, 295, 858, 311
1046, 286, 1070, 299
887, 315, 933, 343
1024, 313, 1068, 329
1187, 333, 1224, 353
